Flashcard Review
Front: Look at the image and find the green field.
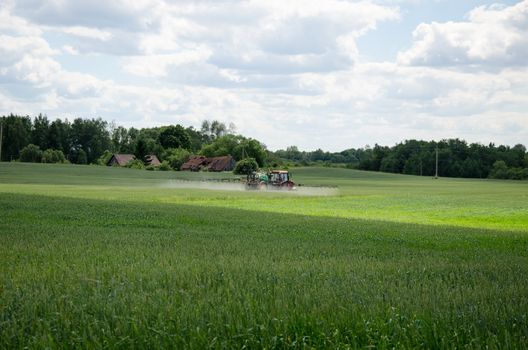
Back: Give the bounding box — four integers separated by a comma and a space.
1, 163, 527, 348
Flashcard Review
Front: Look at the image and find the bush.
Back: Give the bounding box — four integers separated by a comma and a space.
96, 150, 113, 166
41, 149, 66, 163
20, 144, 43, 163
126, 159, 145, 170
162, 148, 191, 170
69, 148, 88, 164
489, 161, 509, 179
234, 158, 258, 175
158, 161, 171, 171
145, 165, 156, 171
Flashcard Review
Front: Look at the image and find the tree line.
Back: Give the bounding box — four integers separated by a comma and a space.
1, 114, 527, 180
273, 139, 528, 180
0, 114, 266, 171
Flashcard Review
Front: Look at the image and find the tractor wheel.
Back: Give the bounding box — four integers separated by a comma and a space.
282, 181, 295, 190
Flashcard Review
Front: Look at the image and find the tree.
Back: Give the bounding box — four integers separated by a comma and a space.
210, 120, 227, 139
96, 150, 113, 165
31, 114, 50, 150
162, 148, 191, 170
489, 160, 509, 179
201, 119, 230, 141
185, 126, 204, 152
69, 118, 111, 163
0, 114, 32, 161
234, 138, 267, 166
158, 125, 191, 150
234, 158, 258, 175
48, 119, 71, 155
135, 138, 149, 161
19, 144, 43, 163
41, 149, 66, 163
111, 126, 134, 153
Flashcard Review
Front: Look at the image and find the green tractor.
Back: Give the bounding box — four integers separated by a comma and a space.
245, 170, 296, 190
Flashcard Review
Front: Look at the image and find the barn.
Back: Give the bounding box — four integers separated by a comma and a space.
206, 156, 236, 172
145, 154, 161, 166
107, 154, 136, 166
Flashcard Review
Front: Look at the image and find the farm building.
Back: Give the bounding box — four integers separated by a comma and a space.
180, 155, 235, 172
207, 156, 236, 172
107, 154, 136, 166
145, 154, 161, 166
180, 156, 208, 171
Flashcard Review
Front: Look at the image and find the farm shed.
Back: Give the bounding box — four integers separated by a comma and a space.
207, 156, 236, 172
107, 154, 136, 166
181, 156, 209, 171
145, 154, 161, 166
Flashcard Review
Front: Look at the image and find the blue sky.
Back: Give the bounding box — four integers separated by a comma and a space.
0, 0, 527, 151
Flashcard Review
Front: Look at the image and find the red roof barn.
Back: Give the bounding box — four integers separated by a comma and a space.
107, 154, 136, 166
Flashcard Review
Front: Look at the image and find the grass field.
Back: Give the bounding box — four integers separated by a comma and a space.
1, 163, 527, 348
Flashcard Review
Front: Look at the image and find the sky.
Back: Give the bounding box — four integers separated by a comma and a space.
0, 0, 527, 151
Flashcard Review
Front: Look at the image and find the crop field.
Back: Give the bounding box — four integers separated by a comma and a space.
1, 162, 527, 348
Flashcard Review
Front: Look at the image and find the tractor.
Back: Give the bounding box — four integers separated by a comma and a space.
245, 170, 296, 190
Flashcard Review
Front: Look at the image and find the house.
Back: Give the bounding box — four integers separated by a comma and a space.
145, 154, 161, 166
180, 155, 236, 172
107, 154, 136, 166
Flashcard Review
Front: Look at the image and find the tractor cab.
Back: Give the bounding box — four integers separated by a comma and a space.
267, 170, 295, 190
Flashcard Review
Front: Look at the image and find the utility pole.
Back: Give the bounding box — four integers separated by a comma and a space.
435, 146, 439, 179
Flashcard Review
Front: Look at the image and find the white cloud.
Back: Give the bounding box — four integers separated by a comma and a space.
57, 26, 113, 41
398, 0, 528, 67
0, 0, 527, 151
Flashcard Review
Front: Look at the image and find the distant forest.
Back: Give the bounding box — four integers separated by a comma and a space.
1, 114, 527, 180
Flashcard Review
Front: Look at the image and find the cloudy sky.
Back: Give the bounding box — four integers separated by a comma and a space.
1, 0, 527, 151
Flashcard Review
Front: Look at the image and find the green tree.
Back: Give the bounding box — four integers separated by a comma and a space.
158, 125, 191, 150
48, 119, 71, 155
135, 138, 149, 161
489, 160, 509, 179
0, 114, 32, 161
41, 149, 66, 163
31, 114, 50, 150
19, 144, 43, 163
233, 138, 267, 167
69, 118, 111, 163
234, 158, 258, 175
96, 150, 113, 165
162, 148, 191, 170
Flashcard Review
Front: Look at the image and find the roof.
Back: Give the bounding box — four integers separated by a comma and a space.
180, 156, 208, 171
108, 154, 136, 166
145, 154, 161, 166
180, 155, 235, 171
270, 170, 289, 174
207, 156, 235, 172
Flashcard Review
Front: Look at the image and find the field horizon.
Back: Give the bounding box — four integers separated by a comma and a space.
1, 163, 527, 348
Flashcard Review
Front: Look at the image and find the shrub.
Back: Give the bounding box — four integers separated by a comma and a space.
96, 150, 113, 166
145, 165, 157, 171
162, 148, 191, 170
126, 159, 145, 170
489, 161, 509, 179
41, 149, 66, 163
234, 158, 258, 175
69, 148, 88, 164
158, 161, 171, 171
20, 144, 43, 163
